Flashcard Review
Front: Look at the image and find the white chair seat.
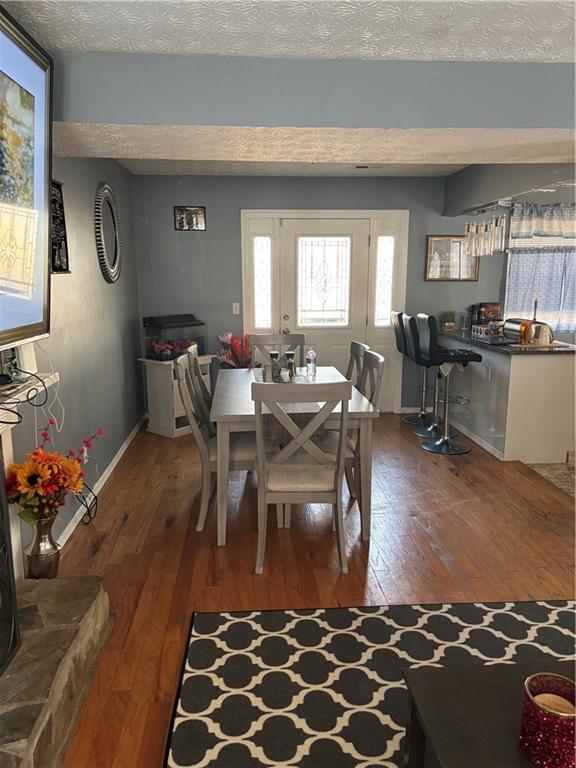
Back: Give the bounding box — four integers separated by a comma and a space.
266, 448, 336, 492
208, 433, 257, 463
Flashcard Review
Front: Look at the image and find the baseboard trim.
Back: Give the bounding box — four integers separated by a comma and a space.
450, 418, 504, 461
57, 417, 145, 547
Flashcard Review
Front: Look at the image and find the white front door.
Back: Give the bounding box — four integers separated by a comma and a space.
279, 218, 370, 373
242, 210, 409, 411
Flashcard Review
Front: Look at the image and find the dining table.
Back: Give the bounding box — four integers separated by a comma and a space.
209, 366, 379, 546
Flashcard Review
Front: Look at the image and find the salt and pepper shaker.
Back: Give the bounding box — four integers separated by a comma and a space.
285, 350, 295, 379
269, 351, 280, 383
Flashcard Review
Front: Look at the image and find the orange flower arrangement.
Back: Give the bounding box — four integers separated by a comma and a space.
5, 419, 104, 524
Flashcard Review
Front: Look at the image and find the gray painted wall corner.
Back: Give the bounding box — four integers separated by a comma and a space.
12, 157, 143, 543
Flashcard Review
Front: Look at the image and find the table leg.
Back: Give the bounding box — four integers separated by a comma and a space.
216, 422, 230, 547
359, 419, 373, 541
403, 702, 426, 768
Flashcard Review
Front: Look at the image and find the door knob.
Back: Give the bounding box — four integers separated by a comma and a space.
281, 327, 290, 334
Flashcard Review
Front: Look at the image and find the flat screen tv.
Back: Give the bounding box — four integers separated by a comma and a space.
0, 8, 52, 352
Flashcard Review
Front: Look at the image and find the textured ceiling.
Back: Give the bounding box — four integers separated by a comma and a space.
53, 124, 575, 176
5, 0, 575, 62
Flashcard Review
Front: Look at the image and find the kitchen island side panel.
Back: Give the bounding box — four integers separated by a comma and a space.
505, 354, 575, 463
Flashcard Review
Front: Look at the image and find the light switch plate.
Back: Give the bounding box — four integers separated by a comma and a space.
232, 303, 240, 315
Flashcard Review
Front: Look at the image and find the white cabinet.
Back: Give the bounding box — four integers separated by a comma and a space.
139, 356, 213, 438
441, 337, 575, 463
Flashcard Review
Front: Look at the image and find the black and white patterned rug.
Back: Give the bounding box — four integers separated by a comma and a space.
165, 601, 575, 767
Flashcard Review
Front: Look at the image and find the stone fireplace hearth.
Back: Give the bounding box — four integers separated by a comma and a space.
0, 577, 111, 768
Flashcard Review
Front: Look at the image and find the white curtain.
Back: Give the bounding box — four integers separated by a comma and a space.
505, 204, 576, 332
509, 203, 576, 243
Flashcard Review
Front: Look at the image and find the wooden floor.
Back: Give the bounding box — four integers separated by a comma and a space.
61, 415, 575, 767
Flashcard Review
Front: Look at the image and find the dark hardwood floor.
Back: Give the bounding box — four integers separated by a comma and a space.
60, 415, 575, 767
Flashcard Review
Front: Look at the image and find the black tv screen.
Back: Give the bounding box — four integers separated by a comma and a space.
0, 9, 51, 351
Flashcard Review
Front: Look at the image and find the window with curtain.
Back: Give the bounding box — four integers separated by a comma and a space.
504, 204, 576, 331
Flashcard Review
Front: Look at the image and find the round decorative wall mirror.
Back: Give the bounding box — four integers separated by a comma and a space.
94, 182, 123, 283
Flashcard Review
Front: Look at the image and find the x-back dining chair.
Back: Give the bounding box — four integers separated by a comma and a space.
175, 354, 256, 534
336, 349, 385, 507
249, 333, 306, 368
358, 349, 385, 410
187, 343, 211, 408
185, 345, 215, 437
251, 380, 352, 575
345, 341, 370, 387
346, 349, 385, 506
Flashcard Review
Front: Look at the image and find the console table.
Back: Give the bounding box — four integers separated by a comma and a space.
139, 356, 213, 438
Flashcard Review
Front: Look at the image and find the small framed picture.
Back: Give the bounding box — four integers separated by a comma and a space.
425, 235, 479, 281
50, 180, 70, 273
174, 206, 206, 231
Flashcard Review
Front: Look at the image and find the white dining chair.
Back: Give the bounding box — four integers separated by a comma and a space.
345, 340, 370, 387
184, 345, 215, 437
347, 349, 385, 504
175, 354, 257, 533
251, 379, 352, 574
358, 349, 385, 410
316, 348, 384, 516
187, 344, 212, 409
249, 333, 306, 368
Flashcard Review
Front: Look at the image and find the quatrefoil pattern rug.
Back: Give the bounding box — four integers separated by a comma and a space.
166, 601, 575, 768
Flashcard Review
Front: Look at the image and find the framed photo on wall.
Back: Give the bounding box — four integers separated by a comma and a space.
50, 180, 69, 273
174, 206, 206, 231
0, 8, 53, 346
425, 235, 479, 281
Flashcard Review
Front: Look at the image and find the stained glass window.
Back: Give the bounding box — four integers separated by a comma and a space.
297, 236, 350, 326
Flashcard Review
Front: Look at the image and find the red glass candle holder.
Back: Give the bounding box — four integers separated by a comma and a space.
520, 672, 575, 768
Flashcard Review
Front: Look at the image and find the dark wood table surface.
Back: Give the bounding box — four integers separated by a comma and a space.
403, 660, 575, 768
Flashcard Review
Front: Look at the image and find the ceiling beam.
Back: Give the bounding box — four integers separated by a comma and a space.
52, 53, 575, 130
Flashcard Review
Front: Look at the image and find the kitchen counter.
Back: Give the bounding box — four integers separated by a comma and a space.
437, 332, 575, 463
441, 329, 576, 355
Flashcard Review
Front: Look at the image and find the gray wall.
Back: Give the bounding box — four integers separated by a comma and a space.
444, 163, 576, 214
51, 53, 575, 130
13, 157, 141, 542
132, 175, 506, 406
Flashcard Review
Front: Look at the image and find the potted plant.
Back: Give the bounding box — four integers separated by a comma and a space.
438, 310, 457, 332
4, 419, 104, 578
215, 332, 252, 368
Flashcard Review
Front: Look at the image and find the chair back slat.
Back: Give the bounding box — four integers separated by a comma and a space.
187, 344, 211, 407
270, 400, 339, 465
358, 350, 385, 409
185, 345, 215, 436
174, 355, 212, 454
252, 381, 351, 483
249, 333, 306, 368
345, 340, 370, 385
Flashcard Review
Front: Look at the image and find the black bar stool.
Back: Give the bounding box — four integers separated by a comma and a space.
416, 314, 482, 455
391, 310, 430, 426
403, 314, 446, 440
